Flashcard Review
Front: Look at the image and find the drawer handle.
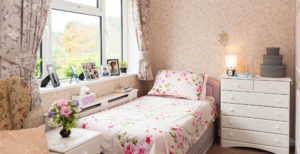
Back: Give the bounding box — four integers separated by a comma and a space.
269, 85, 275, 89
229, 96, 234, 99
274, 139, 280, 143
229, 108, 234, 112
229, 120, 233, 124
275, 99, 280, 103
229, 133, 234, 137
275, 112, 280, 116
274, 125, 280, 130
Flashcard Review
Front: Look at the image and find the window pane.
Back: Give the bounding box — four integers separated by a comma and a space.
106, 0, 122, 60
51, 10, 101, 79
64, 0, 97, 7
36, 47, 42, 78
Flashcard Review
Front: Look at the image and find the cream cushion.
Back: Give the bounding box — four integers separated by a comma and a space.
0, 125, 49, 154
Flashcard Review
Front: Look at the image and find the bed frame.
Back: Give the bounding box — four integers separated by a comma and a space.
187, 77, 220, 154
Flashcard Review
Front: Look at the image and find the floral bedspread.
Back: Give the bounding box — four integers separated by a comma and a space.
77, 96, 217, 154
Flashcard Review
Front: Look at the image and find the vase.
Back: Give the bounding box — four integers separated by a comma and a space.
120, 68, 127, 73
60, 126, 71, 138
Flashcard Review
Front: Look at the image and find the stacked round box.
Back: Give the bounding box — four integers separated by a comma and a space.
261, 47, 286, 78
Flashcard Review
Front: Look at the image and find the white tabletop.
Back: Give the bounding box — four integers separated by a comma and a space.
222, 75, 292, 82
46, 128, 101, 153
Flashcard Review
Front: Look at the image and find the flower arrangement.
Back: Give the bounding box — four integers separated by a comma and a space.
48, 99, 81, 137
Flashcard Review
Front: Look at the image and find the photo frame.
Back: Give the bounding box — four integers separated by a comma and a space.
81, 62, 99, 80
46, 64, 60, 88
100, 65, 111, 77
70, 66, 80, 84
107, 59, 120, 75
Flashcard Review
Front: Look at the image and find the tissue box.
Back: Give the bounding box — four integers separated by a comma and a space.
72, 93, 96, 109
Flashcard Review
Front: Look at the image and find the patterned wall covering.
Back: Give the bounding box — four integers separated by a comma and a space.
25, 75, 145, 128
149, 0, 296, 137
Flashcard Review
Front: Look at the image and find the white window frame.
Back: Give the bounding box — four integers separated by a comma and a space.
40, 0, 127, 79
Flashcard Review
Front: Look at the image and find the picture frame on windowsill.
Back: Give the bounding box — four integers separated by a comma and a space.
107, 59, 120, 76
100, 65, 111, 77
46, 64, 60, 88
81, 62, 99, 80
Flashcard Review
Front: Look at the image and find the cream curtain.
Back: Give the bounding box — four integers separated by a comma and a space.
0, 0, 50, 109
132, 0, 153, 81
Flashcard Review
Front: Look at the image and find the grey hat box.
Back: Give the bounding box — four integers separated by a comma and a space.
266, 47, 280, 55
261, 64, 286, 78
263, 55, 283, 65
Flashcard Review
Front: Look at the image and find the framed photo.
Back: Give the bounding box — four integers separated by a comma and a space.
100, 65, 111, 77
70, 66, 80, 84
81, 62, 99, 80
46, 64, 60, 88
107, 59, 120, 75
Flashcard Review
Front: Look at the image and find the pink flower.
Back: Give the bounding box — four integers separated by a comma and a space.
67, 100, 72, 105
145, 135, 152, 144
198, 85, 202, 91
137, 144, 146, 154
57, 100, 68, 107
156, 89, 159, 93
124, 142, 135, 154
82, 123, 87, 129
60, 106, 72, 117
108, 125, 114, 129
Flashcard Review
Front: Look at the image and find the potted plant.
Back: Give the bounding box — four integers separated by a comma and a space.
119, 61, 128, 73
48, 99, 81, 137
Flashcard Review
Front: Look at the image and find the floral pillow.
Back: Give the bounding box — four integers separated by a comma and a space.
148, 70, 206, 100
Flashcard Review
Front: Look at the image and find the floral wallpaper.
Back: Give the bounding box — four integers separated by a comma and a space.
149, 0, 296, 137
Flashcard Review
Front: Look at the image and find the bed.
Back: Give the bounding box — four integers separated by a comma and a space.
76, 77, 220, 154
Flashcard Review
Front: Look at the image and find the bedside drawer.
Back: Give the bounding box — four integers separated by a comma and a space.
222, 128, 289, 148
221, 91, 289, 108
221, 79, 253, 92
66, 136, 101, 154
222, 116, 288, 135
254, 81, 290, 94
222, 103, 289, 121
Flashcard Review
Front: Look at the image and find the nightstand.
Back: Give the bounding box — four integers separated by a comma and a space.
46, 128, 101, 154
221, 76, 291, 154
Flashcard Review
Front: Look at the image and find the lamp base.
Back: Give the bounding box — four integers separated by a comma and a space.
227, 68, 236, 76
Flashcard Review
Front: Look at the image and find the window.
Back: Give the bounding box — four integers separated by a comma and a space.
35, 43, 43, 78
51, 10, 101, 78
105, 0, 122, 60
38, 0, 124, 79
64, 0, 98, 7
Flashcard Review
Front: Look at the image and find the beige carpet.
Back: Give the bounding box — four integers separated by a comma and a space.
207, 139, 294, 154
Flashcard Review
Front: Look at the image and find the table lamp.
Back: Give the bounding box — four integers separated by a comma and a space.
226, 55, 237, 76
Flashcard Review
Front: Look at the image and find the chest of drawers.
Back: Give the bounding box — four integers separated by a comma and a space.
221, 77, 291, 154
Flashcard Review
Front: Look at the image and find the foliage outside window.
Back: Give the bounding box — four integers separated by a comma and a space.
51, 10, 101, 78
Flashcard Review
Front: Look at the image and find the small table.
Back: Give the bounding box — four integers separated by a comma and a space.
46, 128, 101, 154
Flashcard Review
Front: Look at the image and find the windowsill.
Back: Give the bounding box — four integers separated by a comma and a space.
39, 73, 138, 95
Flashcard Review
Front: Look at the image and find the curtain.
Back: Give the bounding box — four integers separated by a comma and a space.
0, 0, 50, 109
132, 0, 153, 81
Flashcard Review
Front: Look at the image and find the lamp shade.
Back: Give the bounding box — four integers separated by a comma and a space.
225, 55, 237, 68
